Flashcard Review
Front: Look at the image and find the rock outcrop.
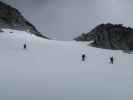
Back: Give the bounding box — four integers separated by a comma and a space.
74, 23, 133, 51
0, 1, 48, 38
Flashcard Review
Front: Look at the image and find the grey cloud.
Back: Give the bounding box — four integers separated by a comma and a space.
0, 0, 133, 40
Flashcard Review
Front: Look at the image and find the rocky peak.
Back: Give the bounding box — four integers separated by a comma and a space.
0, 1, 48, 38
74, 23, 133, 51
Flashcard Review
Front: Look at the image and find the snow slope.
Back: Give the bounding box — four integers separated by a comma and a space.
0, 29, 133, 100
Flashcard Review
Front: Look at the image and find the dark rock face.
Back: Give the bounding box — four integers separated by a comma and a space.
74, 23, 133, 50
0, 1, 48, 38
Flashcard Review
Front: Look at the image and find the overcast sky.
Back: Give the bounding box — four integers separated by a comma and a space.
1, 0, 133, 40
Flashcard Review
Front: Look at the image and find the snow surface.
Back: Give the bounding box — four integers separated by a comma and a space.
0, 29, 133, 100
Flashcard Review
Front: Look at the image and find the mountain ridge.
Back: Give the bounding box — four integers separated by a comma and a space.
0, 1, 48, 39
74, 23, 133, 51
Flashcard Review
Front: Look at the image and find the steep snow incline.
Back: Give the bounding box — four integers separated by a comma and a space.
0, 29, 133, 100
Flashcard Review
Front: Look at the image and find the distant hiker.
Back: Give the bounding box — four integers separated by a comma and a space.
110, 56, 114, 64
82, 54, 86, 61
23, 43, 27, 50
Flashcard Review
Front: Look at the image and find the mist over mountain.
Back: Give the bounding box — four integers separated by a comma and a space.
0, 1, 48, 38
74, 23, 133, 51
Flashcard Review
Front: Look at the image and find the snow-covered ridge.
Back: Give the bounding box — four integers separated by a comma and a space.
0, 29, 133, 100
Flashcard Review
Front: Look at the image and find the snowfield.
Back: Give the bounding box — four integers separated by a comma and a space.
0, 29, 133, 100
